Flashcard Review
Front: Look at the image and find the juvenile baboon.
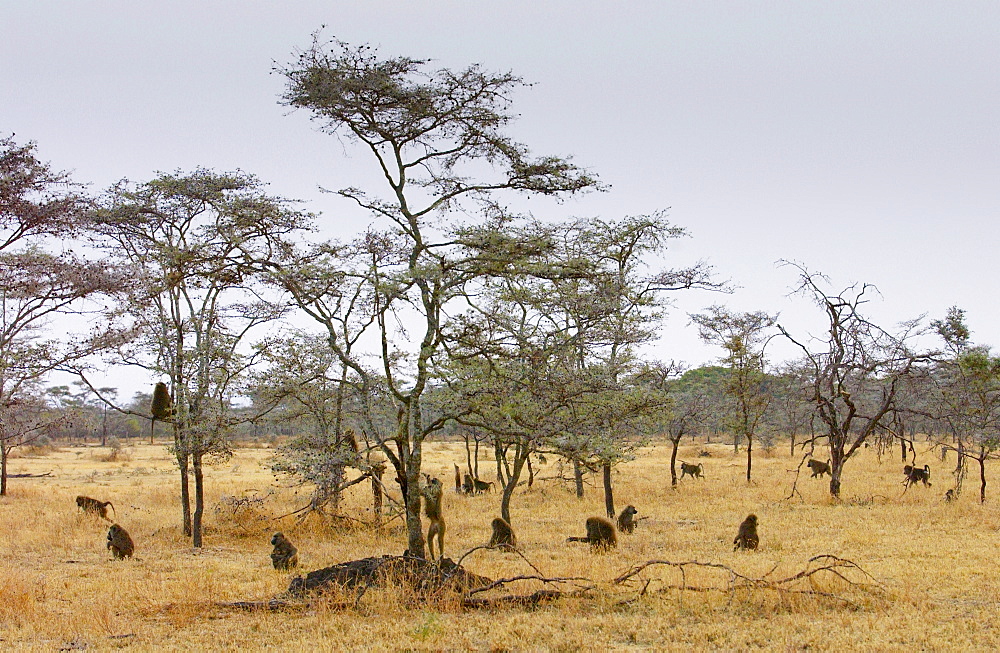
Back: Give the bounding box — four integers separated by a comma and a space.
462, 473, 475, 495
567, 516, 617, 551
807, 458, 831, 478
679, 461, 705, 480
76, 495, 115, 520
150, 381, 173, 443
945, 488, 955, 503
270, 532, 299, 570
488, 517, 517, 549
472, 478, 495, 494
617, 505, 638, 534
903, 464, 932, 488
106, 523, 135, 559
421, 475, 446, 560
454, 464, 462, 493
733, 513, 759, 551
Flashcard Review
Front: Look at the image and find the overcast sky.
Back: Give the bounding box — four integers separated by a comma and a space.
3, 1, 999, 390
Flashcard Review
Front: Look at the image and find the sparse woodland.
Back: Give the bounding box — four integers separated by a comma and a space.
3, 35, 1000, 650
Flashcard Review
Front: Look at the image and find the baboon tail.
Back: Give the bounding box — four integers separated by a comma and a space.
566, 536, 589, 543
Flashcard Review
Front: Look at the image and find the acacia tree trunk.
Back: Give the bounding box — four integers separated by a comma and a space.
669, 437, 680, 487
573, 459, 584, 498
746, 435, 753, 482
978, 451, 987, 504
499, 443, 529, 526
371, 462, 384, 525
603, 463, 615, 519
1, 444, 7, 496
192, 452, 204, 548
175, 420, 192, 536
829, 443, 844, 498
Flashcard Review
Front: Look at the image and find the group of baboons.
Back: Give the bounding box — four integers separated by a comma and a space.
76, 495, 134, 559
807, 458, 938, 494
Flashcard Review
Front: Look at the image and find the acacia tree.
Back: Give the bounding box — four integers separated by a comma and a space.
0, 136, 126, 494
275, 37, 598, 557
929, 308, 1000, 502
778, 263, 929, 498
93, 170, 305, 546
691, 306, 777, 482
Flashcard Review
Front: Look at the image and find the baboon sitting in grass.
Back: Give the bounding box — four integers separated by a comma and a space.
807, 458, 831, 478
567, 516, 617, 551
488, 517, 517, 549
107, 523, 135, 559
270, 532, 299, 570
421, 475, 446, 560
733, 514, 759, 551
617, 505, 638, 534
76, 495, 115, 520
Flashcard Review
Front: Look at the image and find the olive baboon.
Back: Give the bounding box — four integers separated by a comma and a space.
488, 517, 517, 548
150, 382, 173, 443
733, 513, 759, 551
270, 532, 299, 570
617, 505, 638, 534
944, 489, 955, 503
454, 464, 462, 493
462, 473, 475, 495
421, 475, 446, 560
679, 461, 704, 480
807, 458, 831, 478
473, 478, 494, 494
76, 495, 115, 520
107, 523, 135, 559
567, 516, 617, 551
903, 464, 932, 488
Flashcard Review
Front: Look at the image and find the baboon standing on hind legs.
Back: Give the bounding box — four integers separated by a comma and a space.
421, 475, 446, 560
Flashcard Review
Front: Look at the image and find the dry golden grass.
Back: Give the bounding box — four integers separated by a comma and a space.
0, 438, 997, 651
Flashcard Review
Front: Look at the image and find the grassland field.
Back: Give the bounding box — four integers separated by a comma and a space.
1, 437, 999, 651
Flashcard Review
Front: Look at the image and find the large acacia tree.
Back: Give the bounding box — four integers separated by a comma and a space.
276, 36, 599, 557
778, 263, 930, 498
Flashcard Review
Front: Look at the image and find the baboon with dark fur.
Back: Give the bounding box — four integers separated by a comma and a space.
903, 464, 932, 488
107, 523, 135, 559
807, 458, 831, 478
421, 475, 446, 559
679, 461, 704, 480
944, 489, 955, 503
76, 495, 115, 520
567, 516, 617, 550
270, 532, 299, 570
462, 473, 475, 495
150, 382, 173, 443
454, 464, 462, 493
473, 478, 494, 494
733, 513, 759, 551
489, 517, 517, 548
617, 505, 638, 534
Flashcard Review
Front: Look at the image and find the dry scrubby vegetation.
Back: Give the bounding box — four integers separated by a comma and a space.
2, 438, 1000, 651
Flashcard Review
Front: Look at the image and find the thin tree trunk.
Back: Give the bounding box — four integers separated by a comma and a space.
669, 437, 680, 487
192, 452, 204, 548
746, 435, 753, 482
527, 455, 534, 488
573, 459, 584, 498
979, 454, 987, 504
1, 445, 7, 496
371, 462, 384, 526
603, 463, 615, 519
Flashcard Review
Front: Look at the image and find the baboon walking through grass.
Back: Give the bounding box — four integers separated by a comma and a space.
76, 495, 115, 520
807, 459, 831, 478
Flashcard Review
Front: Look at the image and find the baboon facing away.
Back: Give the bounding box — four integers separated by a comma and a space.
421, 475, 446, 560
679, 461, 704, 480
617, 505, 638, 534
454, 464, 462, 493
76, 495, 115, 520
807, 458, 831, 478
903, 464, 932, 488
270, 532, 299, 570
945, 489, 955, 503
462, 473, 475, 495
150, 382, 173, 443
567, 516, 617, 551
107, 523, 135, 559
488, 517, 517, 549
733, 513, 759, 551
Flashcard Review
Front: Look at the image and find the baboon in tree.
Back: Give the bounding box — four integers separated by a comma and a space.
150, 381, 173, 443
107, 523, 135, 559
679, 461, 705, 480
488, 517, 517, 549
421, 475, 446, 560
76, 495, 115, 520
270, 532, 299, 570
733, 514, 759, 551
567, 516, 617, 551
617, 505, 638, 534
903, 464, 932, 488
807, 458, 831, 478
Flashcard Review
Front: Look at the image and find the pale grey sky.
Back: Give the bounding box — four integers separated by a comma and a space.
3, 1, 999, 387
